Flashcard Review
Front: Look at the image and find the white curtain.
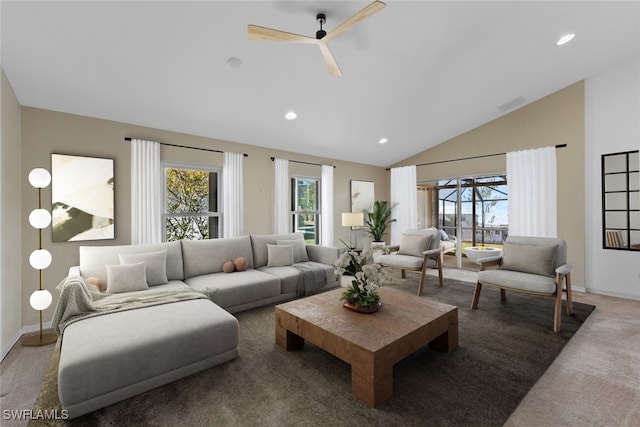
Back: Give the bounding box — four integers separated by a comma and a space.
390, 165, 417, 246
507, 146, 557, 237
223, 152, 244, 238
320, 165, 334, 246
273, 158, 289, 234
131, 139, 162, 244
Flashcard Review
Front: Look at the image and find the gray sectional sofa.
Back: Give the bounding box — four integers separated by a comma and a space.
57, 232, 342, 419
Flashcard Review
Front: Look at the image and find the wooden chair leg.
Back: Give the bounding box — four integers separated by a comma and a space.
500, 289, 506, 301
553, 288, 563, 333
437, 256, 444, 287
565, 273, 573, 315
417, 264, 427, 296
401, 269, 406, 279
471, 282, 482, 309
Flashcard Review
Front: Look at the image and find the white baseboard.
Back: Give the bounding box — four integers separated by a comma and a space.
1, 321, 55, 362
21, 321, 53, 334
1, 330, 23, 362
584, 287, 640, 301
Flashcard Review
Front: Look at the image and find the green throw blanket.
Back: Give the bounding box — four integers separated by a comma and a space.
52, 277, 216, 336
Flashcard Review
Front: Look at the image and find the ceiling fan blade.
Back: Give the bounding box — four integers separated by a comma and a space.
247, 25, 319, 44
322, 0, 386, 42
318, 43, 342, 77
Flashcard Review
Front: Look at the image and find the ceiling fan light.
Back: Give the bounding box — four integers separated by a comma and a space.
379, 138, 388, 144
556, 33, 575, 46
285, 111, 297, 120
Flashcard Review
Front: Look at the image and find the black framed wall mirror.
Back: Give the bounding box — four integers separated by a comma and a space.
602, 150, 639, 250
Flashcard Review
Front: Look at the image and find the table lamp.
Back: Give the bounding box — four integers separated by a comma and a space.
341, 212, 364, 249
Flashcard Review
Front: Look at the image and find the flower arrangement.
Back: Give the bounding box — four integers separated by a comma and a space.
334, 248, 391, 309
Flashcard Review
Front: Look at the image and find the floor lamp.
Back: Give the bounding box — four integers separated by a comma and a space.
23, 168, 57, 346
341, 212, 364, 249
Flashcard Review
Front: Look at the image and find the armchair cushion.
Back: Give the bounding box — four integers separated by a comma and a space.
397, 233, 432, 257
477, 269, 557, 294
500, 242, 557, 277
375, 253, 437, 269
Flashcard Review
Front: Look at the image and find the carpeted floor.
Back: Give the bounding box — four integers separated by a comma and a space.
30, 274, 594, 427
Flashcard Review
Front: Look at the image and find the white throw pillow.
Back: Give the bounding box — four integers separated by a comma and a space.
267, 244, 295, 267
397, 234, 432, 258
106, 262, 149, 294
118, 250, 168, 286
276, 238, 309, 263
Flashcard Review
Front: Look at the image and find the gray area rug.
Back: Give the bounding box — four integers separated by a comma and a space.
30, 273, 594, 427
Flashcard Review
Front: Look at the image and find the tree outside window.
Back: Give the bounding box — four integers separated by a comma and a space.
164, 164, 221, 241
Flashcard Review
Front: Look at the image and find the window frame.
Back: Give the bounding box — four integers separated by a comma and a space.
162, 161, 222, 241
291, 175, 321, 244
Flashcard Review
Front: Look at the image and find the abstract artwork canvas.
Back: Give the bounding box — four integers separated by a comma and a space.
350, 180, 374, 215
51, 154, 114, 242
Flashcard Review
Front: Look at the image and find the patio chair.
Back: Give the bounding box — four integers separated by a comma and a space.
470, 236, 573, 332
376, 228, 443, 296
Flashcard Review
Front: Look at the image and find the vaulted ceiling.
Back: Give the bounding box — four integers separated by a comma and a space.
2, 1, 639, 167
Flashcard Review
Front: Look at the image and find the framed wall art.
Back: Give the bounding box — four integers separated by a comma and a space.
350, 180, 374, 215
51, 154, 114, 242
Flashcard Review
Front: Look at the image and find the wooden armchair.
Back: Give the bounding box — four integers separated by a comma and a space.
376, 228, 443, 296
470, 236, 573, 332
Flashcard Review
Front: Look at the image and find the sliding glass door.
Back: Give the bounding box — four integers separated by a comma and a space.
423, 175, 508, 269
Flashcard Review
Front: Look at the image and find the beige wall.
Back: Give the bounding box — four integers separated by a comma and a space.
20, 107, 388, 327
1, 68, 23, 358
391, 82, 586, 286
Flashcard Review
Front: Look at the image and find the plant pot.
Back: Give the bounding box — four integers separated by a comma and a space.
370, 241, 385, 262
343, 301, 381, 314
370, 241, 386, 250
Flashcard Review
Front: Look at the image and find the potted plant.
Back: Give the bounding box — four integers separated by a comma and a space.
364, 200, 396, 246
333, 248, 390, 313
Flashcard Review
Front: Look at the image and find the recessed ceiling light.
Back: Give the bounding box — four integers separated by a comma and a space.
556, 33, 575, 46
285, 111, 297, 120
379, 137, 388, 144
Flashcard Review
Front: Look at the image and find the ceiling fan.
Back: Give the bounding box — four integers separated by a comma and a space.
248, 1, 386, 77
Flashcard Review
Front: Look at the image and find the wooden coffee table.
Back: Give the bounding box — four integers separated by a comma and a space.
275, 287, 458, 407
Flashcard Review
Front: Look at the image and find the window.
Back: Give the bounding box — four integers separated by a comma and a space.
291, 177, 320, 244
163, 163, 221, 241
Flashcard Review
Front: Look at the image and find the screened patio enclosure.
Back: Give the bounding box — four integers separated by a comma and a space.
432, 175, 508, 257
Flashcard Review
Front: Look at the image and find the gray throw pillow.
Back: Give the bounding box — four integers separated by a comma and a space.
118, 250, 168, 286
500, 242, 558, 277
397, 234, 432, 257
106, 262, 149, 294
267, 244, 295, 267
276, 238, 309, 263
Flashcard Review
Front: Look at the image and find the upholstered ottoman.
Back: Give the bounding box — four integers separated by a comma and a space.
58, 299, 239, 419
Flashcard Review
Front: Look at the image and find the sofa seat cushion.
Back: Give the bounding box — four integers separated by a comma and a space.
377, 254, 436, 269
185, 270, 280, 309
58, 299, 239, 417
150, 280, 191, 291
259, 261, 337, 295
478, 269, 557, 294
258, 266, 301, 294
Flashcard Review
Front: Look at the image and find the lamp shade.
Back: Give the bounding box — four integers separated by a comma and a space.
342, 212, 364, 227
29, 249, 52, 270
29, 289, 52, 311
29, 209, 52, 229
28, 168, 51, 188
